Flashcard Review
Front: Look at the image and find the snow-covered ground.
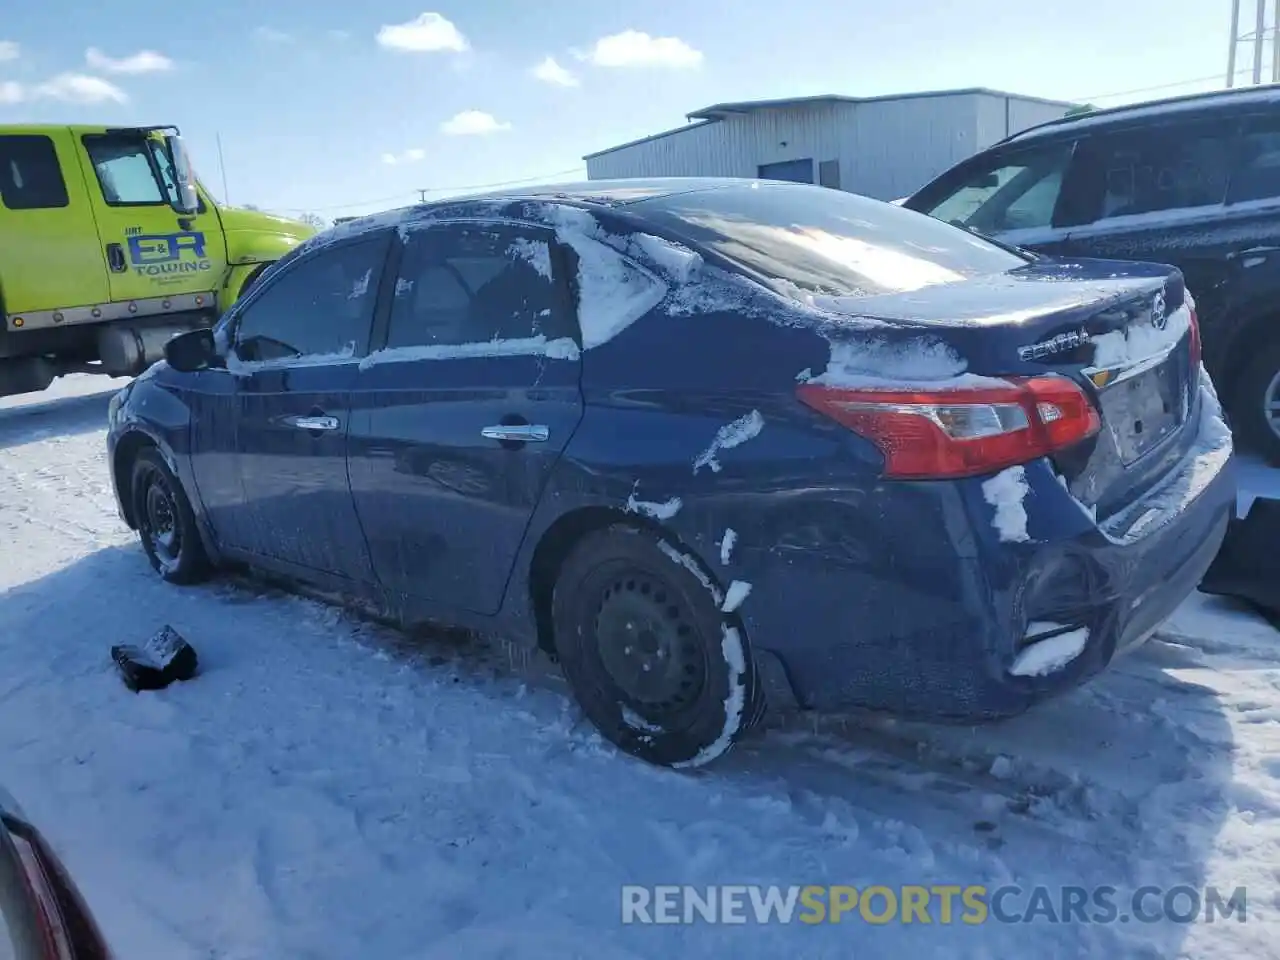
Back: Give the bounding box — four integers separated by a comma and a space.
2, 375, 1280, 959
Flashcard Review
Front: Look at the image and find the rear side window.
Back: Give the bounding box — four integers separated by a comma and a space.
233, 236, 388, 362
1228, 117, 1280, 204
387, 223, 558, 348
0, 135, 69, 210
922, 142, 1072, 234
637, 182, 1028, 298
1072, 120, 1235, 221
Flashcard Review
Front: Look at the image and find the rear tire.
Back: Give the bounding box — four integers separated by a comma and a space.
551, 525, 756, 768
1233, 337, 1280, 466
130, 448, 211, 585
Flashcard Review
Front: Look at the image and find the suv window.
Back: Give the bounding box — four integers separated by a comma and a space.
1074, 120, 1235, 221
387, 223, 558, 349
0, 135, 69, 210
234, 236, 387, 362
1229, 116, 1280, 204
82, 135, 166, 205
922, 142, 1073, 234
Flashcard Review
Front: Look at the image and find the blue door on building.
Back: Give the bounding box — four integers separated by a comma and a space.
758, 158, 814, 183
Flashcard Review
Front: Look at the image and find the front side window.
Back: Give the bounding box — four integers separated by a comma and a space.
0, 135, 69, 210
637, 181, 1028, 298
82, 135, 165, 205
234, 236, 387, 362
387, 223, 557, 349
923, 143, 1073, 234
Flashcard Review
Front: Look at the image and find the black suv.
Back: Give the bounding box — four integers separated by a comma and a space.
904, 86, 1280, 464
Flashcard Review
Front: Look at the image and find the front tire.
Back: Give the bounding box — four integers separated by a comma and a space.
1234, 337, 1280, 466
552, 525, 756, 768
130, 448, 210, 584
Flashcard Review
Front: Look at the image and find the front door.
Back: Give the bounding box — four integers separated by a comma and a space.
75, 130, 228, 310
0, 130, 110, 320
223, 230, 391, 583
347, 220, 584, 615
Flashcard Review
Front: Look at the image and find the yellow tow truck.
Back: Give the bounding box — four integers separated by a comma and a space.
0, 124, 316, 396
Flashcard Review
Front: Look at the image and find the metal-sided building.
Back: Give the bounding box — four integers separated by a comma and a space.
583, 88, 1077, 201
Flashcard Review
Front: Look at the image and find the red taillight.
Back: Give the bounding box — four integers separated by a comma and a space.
796, 375, 1101, 479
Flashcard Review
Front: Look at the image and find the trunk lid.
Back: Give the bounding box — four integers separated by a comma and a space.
819, 258, 1199, 520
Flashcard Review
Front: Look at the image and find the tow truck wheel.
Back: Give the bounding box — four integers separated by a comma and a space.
130, 448, 211, 584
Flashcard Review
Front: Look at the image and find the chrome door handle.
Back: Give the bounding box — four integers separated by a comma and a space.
289, 415, 340, 431
481, 424, 549, 442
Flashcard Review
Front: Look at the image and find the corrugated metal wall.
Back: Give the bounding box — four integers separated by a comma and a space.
585, 93, 1072, 201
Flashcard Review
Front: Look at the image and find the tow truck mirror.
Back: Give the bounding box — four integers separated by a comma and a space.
164, 133, 199, 215
164, 329, 222, 372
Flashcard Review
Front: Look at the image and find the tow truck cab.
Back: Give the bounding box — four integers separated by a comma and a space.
0, 123, 316, 397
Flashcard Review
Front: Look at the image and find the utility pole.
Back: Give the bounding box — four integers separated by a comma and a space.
1227, 0, 1279, 87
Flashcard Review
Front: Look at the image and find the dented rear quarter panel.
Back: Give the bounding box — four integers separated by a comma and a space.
497, 289, 988, 657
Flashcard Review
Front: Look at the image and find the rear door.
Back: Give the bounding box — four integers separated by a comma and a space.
76, 130, 228, 310
904, 137, 1080, 255
347, 219, 583, 616
1050, 115, 1241, 326
226, 231, 390, 582
0, 130, 110, 322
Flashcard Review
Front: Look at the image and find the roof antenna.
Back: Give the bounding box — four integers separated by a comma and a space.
216, 132, 230, 205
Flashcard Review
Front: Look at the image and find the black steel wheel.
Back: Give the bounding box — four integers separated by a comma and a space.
552, 524, 756, 768
130, 448, 210, 584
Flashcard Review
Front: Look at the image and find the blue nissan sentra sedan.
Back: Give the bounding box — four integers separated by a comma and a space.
105, 178, 1234, 768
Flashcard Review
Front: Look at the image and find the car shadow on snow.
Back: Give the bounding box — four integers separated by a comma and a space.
0, 388, 116, 452
0, 540, 1244, 959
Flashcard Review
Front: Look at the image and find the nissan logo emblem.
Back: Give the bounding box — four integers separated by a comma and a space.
1151, 292, 1168, 330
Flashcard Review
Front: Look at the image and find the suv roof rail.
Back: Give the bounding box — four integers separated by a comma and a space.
994, 83, 1280, 147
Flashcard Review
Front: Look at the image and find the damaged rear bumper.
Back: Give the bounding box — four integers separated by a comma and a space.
733, 384, 1235, 721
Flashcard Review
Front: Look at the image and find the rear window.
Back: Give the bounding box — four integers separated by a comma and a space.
633, 183, 1028, 298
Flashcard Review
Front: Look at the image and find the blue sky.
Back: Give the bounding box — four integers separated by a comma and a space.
0, 1, 1244, 220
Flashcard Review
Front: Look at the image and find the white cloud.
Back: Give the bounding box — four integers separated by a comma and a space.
377, 13, 468, 53
531, 55, 578, 87
0, 40, 18, 62
85, 47, 174, 74
328, 29, 351, 41
35, 73, 128, 104
575, 30, 703, 68
381, 147, 427, 165
440, 110, 510, 135
252, 27, 294, 44
0, 81, 23, 104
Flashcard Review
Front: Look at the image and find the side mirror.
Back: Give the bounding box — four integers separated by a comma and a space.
163, 133, 199, 215
975, 172, 1000, 189
164, 329, 222, 372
